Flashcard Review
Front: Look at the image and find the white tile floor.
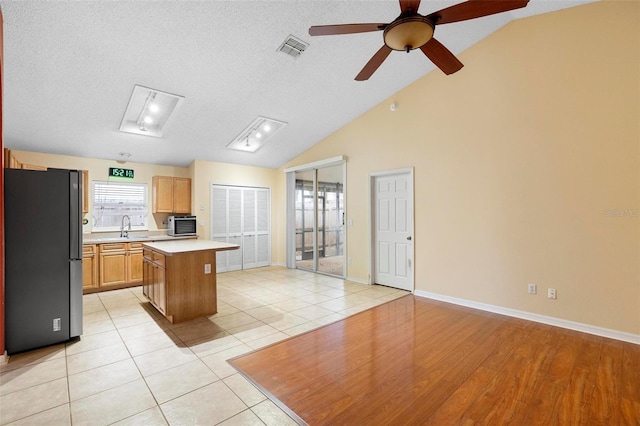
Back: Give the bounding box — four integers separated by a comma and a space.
0, 266, 408, 425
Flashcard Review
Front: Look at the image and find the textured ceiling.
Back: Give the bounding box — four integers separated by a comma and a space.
0, 0, 595, 168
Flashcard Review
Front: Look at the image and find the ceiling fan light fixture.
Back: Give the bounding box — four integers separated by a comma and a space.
383, 16, 434, 52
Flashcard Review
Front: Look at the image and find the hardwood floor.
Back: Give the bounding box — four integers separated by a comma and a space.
229, 295, 640, 425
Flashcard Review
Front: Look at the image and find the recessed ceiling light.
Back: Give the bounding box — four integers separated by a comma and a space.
119, 85, 185, 138
227, 116, 287, 153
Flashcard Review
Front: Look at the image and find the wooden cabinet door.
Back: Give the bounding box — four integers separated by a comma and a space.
153, 176, 174, 213
173, 177, 191, 214
4, 148, 22, 169
154, 265, 167, 314
21, 163, 47, 171
100, 251, 127, 286
82, 245, 99, 290
143, 257, 153, 301
128, 250, 144, 284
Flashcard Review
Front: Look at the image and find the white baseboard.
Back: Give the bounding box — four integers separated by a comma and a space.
0, 351, 8, 365
414, 290, 640, 345
347, 276, 370, 285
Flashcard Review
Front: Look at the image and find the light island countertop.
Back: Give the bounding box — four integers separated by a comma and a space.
142, 239, 239, 256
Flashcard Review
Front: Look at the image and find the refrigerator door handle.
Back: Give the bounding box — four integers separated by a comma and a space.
69, 170, 83, 260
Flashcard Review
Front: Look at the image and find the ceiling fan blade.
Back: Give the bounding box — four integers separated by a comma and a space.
355, 45, 393, 81
420, 38, 463, 75
427, 0, 529, 25
309, 23, 387, 36
399, 0, 421, 14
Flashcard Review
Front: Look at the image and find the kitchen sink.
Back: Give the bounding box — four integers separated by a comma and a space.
89, 237, 125, 242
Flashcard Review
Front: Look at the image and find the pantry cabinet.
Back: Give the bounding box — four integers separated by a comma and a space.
152, 176, 191, 214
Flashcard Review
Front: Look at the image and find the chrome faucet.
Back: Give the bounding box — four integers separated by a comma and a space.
120, 215, 131, 238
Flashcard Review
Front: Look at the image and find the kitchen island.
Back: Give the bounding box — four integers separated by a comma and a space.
82, 233, 197, 294
142, 240, 239, 323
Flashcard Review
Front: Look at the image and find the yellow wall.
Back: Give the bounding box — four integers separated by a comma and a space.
191, 160, 280, 259
10, 151, 283, 264
10, 150, 190, 232
278, 1, 639, 334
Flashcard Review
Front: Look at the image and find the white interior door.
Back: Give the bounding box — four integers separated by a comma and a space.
372, 170, 414, 291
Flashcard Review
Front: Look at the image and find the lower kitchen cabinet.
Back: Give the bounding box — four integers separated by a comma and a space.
83, 237, 196, 294
82, 244, 99, 290
99, 244, 127, 287
143, 249, 166, 314
128, 243, 144, 283
94, 242, 144, 292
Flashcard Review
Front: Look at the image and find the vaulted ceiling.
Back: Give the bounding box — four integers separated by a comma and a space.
0, 0, 595, 168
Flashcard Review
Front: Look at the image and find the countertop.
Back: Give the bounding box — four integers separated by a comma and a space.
142, 240, 240, 255
83, 233, 197, 244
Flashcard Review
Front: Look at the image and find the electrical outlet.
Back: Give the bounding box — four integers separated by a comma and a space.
348, 257, 352, 264
547, 288, 557, 299
528, 284, 537, 294
204, 264, 211, 274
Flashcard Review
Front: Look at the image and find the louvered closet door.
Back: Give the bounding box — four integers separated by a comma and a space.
210, 185, 270, 271
211, 186, 243, 272
227, 188, 243, 270
242, 188, 270, 269
211, 187, 228, 271
255, 189, 270, 267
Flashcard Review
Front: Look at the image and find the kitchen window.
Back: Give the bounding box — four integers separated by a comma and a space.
92, 181, 148, 231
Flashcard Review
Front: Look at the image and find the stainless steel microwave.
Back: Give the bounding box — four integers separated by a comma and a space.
168, 215, 197, 236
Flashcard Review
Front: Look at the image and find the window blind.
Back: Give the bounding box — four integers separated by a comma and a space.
92, 181, 148, 230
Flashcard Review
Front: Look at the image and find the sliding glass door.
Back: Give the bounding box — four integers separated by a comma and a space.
294, 165, 345, 277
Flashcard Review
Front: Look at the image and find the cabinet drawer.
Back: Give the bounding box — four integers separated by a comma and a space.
83, 244, 97, 255
153, 252, 166, 267
100, 243, 127, 252
128, 242, 144, 250
143, 249, 152, 261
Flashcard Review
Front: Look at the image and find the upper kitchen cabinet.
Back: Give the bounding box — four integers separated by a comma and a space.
152, 176, 191, 214
3, 148, 21, 169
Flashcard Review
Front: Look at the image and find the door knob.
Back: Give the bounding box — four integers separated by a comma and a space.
407, 236, 412, 241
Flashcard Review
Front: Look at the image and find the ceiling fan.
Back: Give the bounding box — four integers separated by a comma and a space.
309, 0, 530, 81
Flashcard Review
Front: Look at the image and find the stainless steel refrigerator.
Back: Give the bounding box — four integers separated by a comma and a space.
5, 168, 83, 354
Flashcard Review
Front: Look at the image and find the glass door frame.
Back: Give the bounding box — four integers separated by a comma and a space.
286, 157, 346, 278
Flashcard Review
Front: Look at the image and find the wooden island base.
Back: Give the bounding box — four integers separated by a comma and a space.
142, 240, 239, 323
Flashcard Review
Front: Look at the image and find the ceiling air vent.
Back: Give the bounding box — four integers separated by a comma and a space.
278, 35, 308, 59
